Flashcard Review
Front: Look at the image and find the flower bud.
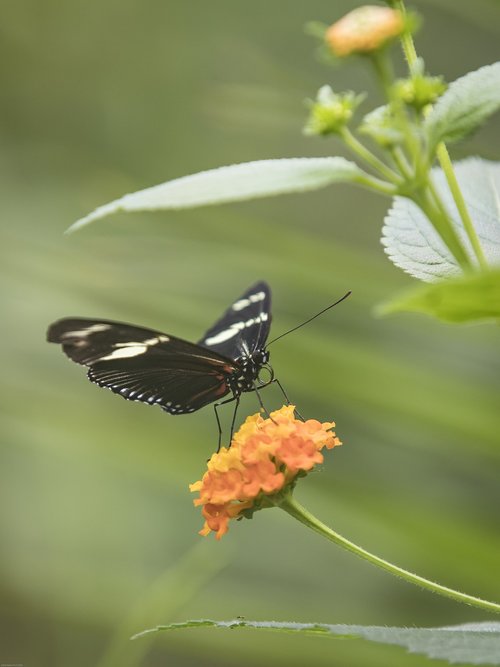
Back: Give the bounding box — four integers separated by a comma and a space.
393, 73, 447, 111
326, 5, 405, 57
304, 85, 364, 136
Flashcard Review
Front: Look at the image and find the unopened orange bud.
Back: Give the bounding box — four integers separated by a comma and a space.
326, 5, 405, 57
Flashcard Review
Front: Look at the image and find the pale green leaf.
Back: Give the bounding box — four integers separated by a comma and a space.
133, 619, 500, 665
378, 270, 500, 322
426, 62, 500, 151
68, 157, 364, 232
382, 158, 500, 282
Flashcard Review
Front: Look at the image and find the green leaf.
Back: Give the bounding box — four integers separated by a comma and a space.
67, 157, 364, 232
382, 158, 500, 282
378, 270, 500, 322
425, 62, 500, 151
132, 619, 500, 665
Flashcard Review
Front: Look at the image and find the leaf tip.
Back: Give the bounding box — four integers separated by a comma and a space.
65, 202, 120, 234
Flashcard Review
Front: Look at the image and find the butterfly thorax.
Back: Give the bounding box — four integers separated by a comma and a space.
228, 349, 272, 396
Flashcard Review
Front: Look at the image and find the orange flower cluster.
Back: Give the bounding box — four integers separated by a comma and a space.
326, 6, 405, 58
190, 405, 341, 539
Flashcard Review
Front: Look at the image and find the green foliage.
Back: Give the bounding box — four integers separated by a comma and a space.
382, 158, 500, 282
378, 270, 500, 322
425, 62, 500, 152
68, 158, 366, 233
134, 619, 500, 665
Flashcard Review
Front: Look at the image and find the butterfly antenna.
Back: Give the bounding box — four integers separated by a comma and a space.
266, 291, 351, 347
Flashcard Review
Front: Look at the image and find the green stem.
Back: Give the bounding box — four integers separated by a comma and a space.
394, 0, 487, 270
371, 39, 423, 186
355, 174, 398, 196
414, 189, 471, 269
371, 50, 396, 101
390, 146, 413, 180
426, 173, 449, 216
425, 174, 468, 261
392, 0, 419, 74
436, 144, 488, 269
278, 493, 500, 615
340, 127, 402, 185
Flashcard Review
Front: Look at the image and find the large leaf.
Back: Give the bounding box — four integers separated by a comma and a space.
68, 157, 364, 232
425, 62, 500, 151
378, 270, 500, 322
382, 158, 500, 282
133, 619, 500, 665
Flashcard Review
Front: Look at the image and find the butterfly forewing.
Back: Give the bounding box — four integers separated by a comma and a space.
47, 317, 238, 414
198, 281, 271, 361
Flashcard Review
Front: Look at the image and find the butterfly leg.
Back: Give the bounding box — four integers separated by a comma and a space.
228, 395, 241, 446
270, 377, 305, 421
213, 394, 239, 452
253, 384, 275, 422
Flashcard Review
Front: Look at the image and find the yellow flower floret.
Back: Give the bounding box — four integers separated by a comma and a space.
190, 405, 341, 539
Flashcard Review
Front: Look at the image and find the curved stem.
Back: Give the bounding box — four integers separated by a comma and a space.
340, 127, 402, 184
371, 50, 396, 101
355, 173, 398, 196
393, 0, 419, 74
371, 36, 423, 186
425, 177, 469, 254
278, 493, 500, 615
435, 144, 488, 269
425, 174, 481, 270
390, 146, 413, 180
414, 189, 471, 269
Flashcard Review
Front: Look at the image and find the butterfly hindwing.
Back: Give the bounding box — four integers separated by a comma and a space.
47, 317, 237, 414
198, 281, 272, 361
87, 357, 232, 413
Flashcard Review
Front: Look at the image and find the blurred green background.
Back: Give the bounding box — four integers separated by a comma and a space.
1, 1, 499, 666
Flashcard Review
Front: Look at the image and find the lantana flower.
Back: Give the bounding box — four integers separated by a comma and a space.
188, 409, 500, 617
189, 405, 341, 539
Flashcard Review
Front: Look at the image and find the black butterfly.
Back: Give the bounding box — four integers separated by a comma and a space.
47, 282, 286, 444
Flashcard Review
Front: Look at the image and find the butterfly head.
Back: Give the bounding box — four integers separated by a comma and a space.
229, 348, 272, 395
251, 348, 273, 387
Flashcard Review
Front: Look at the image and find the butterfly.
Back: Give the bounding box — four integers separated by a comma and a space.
47, 281, 286, 445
